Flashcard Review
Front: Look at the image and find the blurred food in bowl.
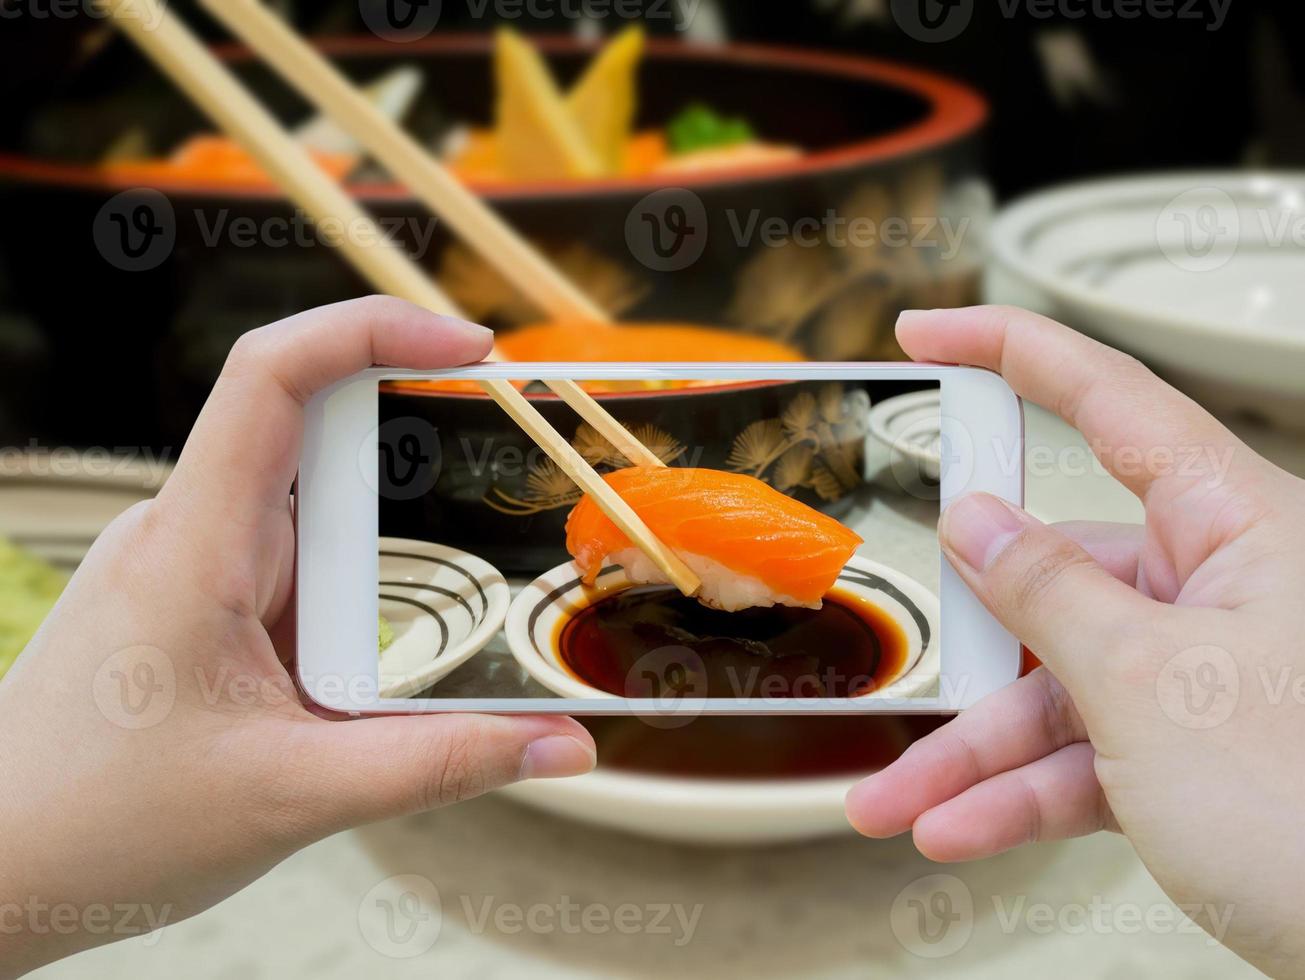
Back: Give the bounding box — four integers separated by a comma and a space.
0, 32, 988, 448
97, 65, 423, 188
102, 133, 358, 186
447, 28, 800, 183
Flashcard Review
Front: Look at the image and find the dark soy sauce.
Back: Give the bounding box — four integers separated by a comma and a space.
579, 715, 949, 779
557, 587, 909, 699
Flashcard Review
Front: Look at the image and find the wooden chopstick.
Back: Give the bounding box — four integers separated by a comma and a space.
93, 0, 463, 313
543, 384, 664, 468
97, 0, 700, 597
197, 0, 608, 324
481, 381, 697, 594
190, 0, 668, 471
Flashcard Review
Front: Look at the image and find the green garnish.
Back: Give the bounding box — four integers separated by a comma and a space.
378, 614, 395, 654
667, 103, 756, 155
0, 539, 67, 680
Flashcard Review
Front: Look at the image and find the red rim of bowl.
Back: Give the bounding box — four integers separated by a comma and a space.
0, 34, 987, 201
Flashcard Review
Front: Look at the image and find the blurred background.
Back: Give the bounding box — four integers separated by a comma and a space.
2, 1, 1303, 976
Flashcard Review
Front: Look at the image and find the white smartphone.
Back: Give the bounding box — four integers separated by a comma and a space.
297, 363, 1023, 716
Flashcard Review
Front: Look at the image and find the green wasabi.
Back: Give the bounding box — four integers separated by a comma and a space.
667, 103, 756, 155
378, 614, 395, 654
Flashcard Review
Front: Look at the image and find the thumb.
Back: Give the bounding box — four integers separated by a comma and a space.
297, 713, 596, 832
939, 493, 1161, 697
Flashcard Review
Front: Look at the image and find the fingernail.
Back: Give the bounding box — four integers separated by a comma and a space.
895, 309, 927, 327
440, 316, 494, 340
519, 735, 596, 780
844, 776, 896, 838
940, 493, 1030, 571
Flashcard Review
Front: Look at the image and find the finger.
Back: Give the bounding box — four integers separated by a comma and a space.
845, 667, 1085, 838
896, 305, 1239, 497
912, 742, 1117, 862
1054, 521, 1143, 587
298, 713, 596, 832
939, 492, 1166, 694
162, 296, 492, 518
1022, 521, 1144, 666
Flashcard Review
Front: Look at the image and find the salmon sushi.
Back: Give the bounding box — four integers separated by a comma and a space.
564, 466, 863, 611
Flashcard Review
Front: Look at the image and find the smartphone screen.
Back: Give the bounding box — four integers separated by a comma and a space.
369, 373, 943, 709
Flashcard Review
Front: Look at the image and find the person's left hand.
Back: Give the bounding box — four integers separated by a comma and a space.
0, 297, 597, 978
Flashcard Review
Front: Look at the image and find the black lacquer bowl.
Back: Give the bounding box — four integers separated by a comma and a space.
0, 34, 987, 449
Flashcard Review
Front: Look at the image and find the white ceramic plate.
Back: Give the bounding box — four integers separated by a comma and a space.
867, 389, 942, 481
378, 538, 510, 698
498, 763, 884, 846
986, 172, 1305, 422
505, 554, 940, 702
501, 554, 938, 843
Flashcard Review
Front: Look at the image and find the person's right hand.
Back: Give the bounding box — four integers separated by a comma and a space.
845, 306, 1305, 978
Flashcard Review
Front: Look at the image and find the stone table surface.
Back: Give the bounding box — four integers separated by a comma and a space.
19, 405, 1304, 979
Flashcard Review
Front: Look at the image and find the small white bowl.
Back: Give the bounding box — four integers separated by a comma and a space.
986, 172, 1305, 424
378, 538, 510, 698
868, 389, 942, 481
504, 554, 940, 703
